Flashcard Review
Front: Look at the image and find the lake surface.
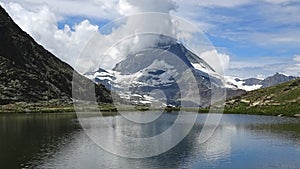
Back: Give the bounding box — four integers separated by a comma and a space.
1, 112, 300, 169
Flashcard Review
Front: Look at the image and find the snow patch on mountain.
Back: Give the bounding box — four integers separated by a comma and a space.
192, 63, 212, 74
224, 76, 262, 91
85, 59, 183, 104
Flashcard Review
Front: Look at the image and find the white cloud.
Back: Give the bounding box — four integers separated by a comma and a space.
176, 0, 296, 8
284, 55, 300, 76
262, 0, 295, 5
176, 0, 300, 50
176, 0, 251, 8
198, 50, 230, 74
1, 0, 231, 74
0, 0, 121, 20
227, 55, 300, 78
294, 55, 300, 62
118, 0, 177, 15
197, 0, 250, 8
2, 0, 299, 78
57, 0, 183, 72
1, 0, 192, 73
1, 2, 99, 67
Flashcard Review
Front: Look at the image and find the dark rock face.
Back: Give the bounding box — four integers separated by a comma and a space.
242, 78, 263, 86
113, 41, 215, 75
261, 73, 297, 88
0, 6, 112, 105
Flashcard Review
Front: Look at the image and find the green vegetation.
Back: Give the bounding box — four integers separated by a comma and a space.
0, 101, 116, 114
0, 101, 74, 113
225, 78, 300, 117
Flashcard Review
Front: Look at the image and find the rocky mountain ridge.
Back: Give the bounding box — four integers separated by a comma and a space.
0, 6, 112, 106
225, 73, 297, 91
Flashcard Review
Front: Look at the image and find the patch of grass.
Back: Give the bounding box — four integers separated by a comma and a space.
225, 78, 300, 117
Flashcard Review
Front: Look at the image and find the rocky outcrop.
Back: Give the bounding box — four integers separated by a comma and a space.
0, 6, 112, 105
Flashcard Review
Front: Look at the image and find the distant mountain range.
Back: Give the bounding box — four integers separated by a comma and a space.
0, 6, 112, 105
225, 73, 297, 91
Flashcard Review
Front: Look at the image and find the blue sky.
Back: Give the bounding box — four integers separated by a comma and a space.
1, 0, 300, 78
201, 3, 300, 57
57, 16, 109, 30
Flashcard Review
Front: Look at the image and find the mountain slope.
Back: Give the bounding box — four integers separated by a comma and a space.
261, 73, 297, 88
225, 78, 300, 116
0, 6, 112, 105
86, 37, 245, 107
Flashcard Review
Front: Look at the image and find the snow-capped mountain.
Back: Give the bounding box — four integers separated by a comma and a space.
224, 76, 263, 91
225, 73, 297, 91
85, 39, 245, 107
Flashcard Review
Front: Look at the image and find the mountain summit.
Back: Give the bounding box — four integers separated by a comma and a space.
86, 36, 245, 107
0, 6, 112, 105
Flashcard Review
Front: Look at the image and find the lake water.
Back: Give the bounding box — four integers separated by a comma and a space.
1, 112, 300, 169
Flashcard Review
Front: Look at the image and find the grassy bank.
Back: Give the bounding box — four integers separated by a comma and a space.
1, 102, 299, 118
223, 103, 300, 117
225, 78, 300, 117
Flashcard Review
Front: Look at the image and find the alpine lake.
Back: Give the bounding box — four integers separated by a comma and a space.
1, 112, 300, 169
